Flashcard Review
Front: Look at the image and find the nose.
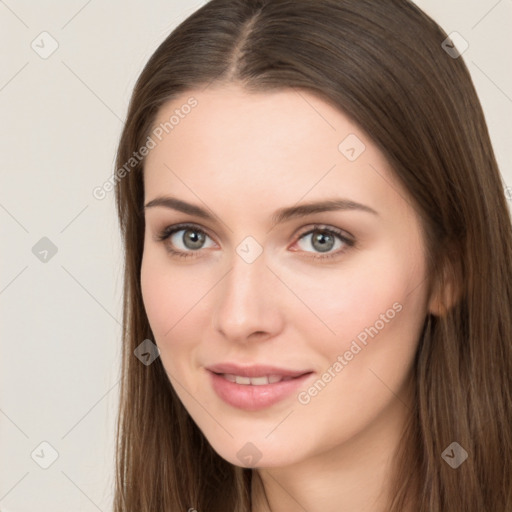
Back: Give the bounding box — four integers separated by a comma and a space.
211, 250, 285, 344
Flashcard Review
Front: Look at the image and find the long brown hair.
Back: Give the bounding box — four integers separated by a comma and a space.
113, 1, 512, 510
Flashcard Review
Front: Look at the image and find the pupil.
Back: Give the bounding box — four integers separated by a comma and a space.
184, 230, 205, 249
312, 231, 334, 252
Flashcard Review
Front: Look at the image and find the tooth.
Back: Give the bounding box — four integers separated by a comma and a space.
250, 376, 269, 386
224, 374, 287, 385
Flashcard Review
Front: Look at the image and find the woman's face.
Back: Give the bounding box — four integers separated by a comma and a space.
141, 84, 433, 468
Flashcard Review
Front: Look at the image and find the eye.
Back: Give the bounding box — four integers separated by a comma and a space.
155, 223, 216, 258
292, 225, 354, 260
155, 222, 354, 261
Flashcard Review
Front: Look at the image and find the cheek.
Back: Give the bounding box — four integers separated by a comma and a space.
287, 245, 428, 363
141, 249, 199, 335
140, 250, 215, 372
140, 256, 175, 338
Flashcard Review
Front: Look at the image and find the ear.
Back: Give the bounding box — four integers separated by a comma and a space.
427, 253, 462, 317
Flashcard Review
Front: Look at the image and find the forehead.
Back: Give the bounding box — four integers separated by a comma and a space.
147, 84, 357, 168
143, 84, 414, 225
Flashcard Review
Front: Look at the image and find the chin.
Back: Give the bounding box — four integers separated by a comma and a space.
204, 434, 304, 469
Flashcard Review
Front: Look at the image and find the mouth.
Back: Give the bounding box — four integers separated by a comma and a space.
214, 373, 302, 385
206, 366, 314, 411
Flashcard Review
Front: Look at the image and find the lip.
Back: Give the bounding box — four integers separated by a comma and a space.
206, 362, 310, 378
206, 363, 314, 411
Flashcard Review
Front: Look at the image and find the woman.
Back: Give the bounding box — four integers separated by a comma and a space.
113, 0, 512, 510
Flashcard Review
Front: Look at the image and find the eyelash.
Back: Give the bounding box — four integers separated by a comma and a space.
155, 222, 355, 261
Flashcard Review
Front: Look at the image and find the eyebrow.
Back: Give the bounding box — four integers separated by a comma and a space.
143, 196, 378, 226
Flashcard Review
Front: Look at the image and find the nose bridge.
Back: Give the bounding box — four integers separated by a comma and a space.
212, 248, 282, 340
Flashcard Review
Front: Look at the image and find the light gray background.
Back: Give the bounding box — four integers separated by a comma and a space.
1, 1, 511, 511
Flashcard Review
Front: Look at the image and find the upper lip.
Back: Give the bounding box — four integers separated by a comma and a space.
206, 363, 312, 378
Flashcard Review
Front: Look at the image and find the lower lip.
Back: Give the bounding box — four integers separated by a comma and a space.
207, 370, 314, 411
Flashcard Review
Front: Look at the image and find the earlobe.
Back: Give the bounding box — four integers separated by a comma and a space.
427, 257, 461, 317
428, 282, 453, 317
